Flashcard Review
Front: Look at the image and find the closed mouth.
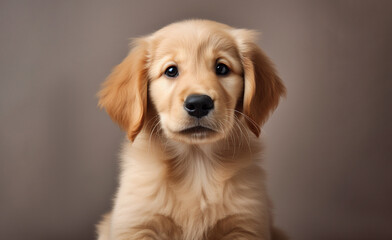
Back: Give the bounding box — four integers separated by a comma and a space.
179, 126, 215, 135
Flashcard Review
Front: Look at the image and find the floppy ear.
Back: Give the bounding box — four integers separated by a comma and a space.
98, 39, 149, 141
232, 29, 286, 137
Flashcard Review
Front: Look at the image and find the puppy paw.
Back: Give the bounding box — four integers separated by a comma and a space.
207, 214, 265, 240
129, 214, 182, 240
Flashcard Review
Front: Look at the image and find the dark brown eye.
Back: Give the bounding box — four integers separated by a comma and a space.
164, 66, 179, 78
215, 63, 230, 76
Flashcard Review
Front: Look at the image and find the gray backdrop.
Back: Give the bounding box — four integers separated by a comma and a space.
1, 1, 391, 239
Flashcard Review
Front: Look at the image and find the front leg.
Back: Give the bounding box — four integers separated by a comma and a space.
207, 215, 270, 240
116, 214, 183, 240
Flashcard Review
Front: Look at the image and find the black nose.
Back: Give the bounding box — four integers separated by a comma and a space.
184, 94, 214, 118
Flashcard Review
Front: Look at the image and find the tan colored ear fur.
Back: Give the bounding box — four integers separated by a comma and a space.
98, 40, 148, 141
233, 29, 286, 137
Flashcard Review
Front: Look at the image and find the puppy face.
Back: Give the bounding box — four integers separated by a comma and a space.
98, 20, 285, 144
147, 22, 244, 144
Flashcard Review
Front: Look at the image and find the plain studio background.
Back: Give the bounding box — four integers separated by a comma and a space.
1, 1, 391, 239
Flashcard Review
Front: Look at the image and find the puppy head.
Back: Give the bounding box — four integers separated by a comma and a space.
98, 20, 285, 144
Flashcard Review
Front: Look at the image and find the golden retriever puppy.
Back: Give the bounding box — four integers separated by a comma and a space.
97, 19, 286, 240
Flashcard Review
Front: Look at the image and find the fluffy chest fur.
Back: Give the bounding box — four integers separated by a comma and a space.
110, 132, 268, 240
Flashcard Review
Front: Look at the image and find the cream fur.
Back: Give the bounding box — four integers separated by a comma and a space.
97, 19, 286, 240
